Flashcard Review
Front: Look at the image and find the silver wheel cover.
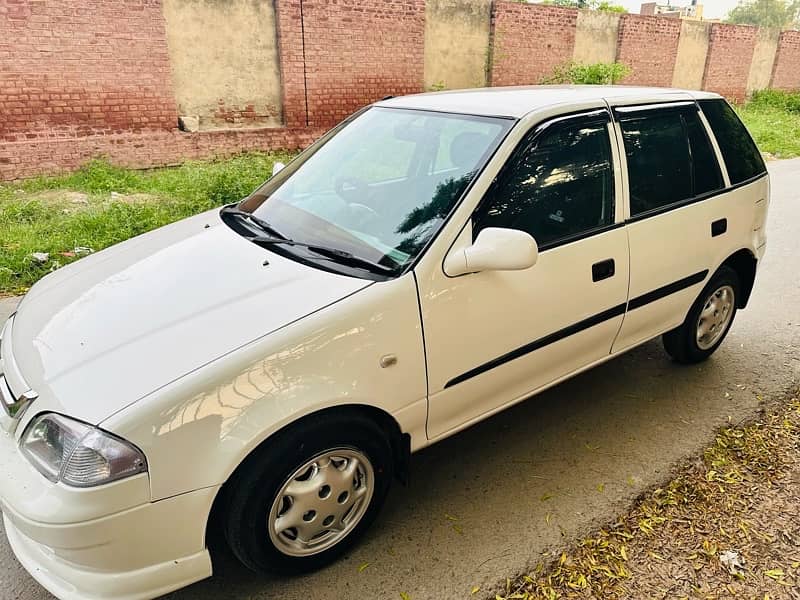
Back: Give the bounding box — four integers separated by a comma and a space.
267, 448, 375, 557
696, 284, 735, 350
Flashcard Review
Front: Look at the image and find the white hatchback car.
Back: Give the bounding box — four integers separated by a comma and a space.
0, 86, 769, 599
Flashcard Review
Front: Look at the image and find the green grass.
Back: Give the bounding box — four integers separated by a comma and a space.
736, 89, 800, 159
0, 152, 295, 295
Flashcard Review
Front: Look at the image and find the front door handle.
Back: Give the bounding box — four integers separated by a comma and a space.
592, 258, 615, 282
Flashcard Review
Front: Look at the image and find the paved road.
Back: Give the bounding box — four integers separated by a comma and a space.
1, 160, 798, 600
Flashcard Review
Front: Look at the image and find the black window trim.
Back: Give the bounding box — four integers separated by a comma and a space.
614, 99, 766, 225
470, 107, 621, 254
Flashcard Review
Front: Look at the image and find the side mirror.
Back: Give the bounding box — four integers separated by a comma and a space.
272, 161, 286, 176
444, 227, 538, 277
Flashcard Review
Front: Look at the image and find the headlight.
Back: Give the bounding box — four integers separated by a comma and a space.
20, 414, 147, 487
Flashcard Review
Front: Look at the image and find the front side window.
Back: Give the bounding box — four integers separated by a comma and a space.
699, 99, 766, 185
474, 117, 615, 248
621, 111, 692, 216
238, 107, 512, 275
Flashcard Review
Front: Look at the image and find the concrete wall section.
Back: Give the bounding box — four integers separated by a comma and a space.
573, 10, 621, 65
424, 0, 492, 90
672, 21, 710, 90
771, 31, 800, 91
703, 23, 758, 102
617, 15, 682, 87
162, 0, 283, 131
490, 2, 578, 86
746, 28, 780, 95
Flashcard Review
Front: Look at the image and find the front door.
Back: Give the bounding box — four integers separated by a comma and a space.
418, 110, 631, 440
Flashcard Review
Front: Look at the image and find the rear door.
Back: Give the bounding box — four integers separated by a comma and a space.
611, 99, 765, 352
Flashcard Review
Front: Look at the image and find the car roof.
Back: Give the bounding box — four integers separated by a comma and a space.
375, 85, 722, 119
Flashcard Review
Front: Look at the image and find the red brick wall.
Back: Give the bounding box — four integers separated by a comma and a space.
703, 23, 758, 102
0, 0, 177, 142
0, 127, 326, 181
490, 2, 577, 86
297, 0, 426, 128
771, 30, 800, 91
275, 0, 308, 128
616, 15, 681, 87
3, 0, 799, 182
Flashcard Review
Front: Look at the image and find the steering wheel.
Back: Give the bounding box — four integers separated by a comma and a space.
347, 202, 381, 223
334, 176, 370, 204
334, 176, 381, 227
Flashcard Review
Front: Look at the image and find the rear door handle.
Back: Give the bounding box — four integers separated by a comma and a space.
712, 218, 727, 237
592, 258, 615, 282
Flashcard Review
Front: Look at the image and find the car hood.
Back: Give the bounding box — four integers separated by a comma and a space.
9, 210, 371, 425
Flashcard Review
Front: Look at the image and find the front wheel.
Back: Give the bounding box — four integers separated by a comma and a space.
662, 265, 740, 364
222, 413, 393, 575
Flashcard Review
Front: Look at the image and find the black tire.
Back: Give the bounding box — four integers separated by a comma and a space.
222, 412, 393, 575
662, 265, 740, 364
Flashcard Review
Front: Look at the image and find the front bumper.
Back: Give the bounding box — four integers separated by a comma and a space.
4, 510, 212, 600
0, 424, 216, 599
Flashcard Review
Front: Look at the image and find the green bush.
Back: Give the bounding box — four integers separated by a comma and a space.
541, 61, 631, 85
737, 90, 800, 158
747, 89, 800, 114
594, 1, 627, 12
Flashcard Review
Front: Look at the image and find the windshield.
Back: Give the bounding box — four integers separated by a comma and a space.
237, 107, 512, 275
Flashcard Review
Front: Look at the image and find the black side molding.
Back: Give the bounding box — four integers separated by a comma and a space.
444, 303, 626, 389
443, 269, 709, 389
627, 270, 708, 311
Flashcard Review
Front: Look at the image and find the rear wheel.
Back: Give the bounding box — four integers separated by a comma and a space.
222, 413, 393, 575
662, 266, 740, 364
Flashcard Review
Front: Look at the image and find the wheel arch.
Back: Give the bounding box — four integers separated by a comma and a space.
204, 403, 410, 552
719, 248, 757, 309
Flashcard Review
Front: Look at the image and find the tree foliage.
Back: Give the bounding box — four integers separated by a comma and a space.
726, 0, 800, 28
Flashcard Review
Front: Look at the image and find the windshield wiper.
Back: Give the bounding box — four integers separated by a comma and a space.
220, 205, 288, 240
251, 235, 398, 276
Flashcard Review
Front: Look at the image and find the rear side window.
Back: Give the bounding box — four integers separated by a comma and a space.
474, 117, 615, 248
699, 99, 766, 185
621, 112, 692, 216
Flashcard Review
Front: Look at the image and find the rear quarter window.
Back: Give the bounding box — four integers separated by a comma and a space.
699, 99, 766, 185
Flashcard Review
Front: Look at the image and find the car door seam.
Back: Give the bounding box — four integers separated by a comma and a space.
411, 271, 432, 439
